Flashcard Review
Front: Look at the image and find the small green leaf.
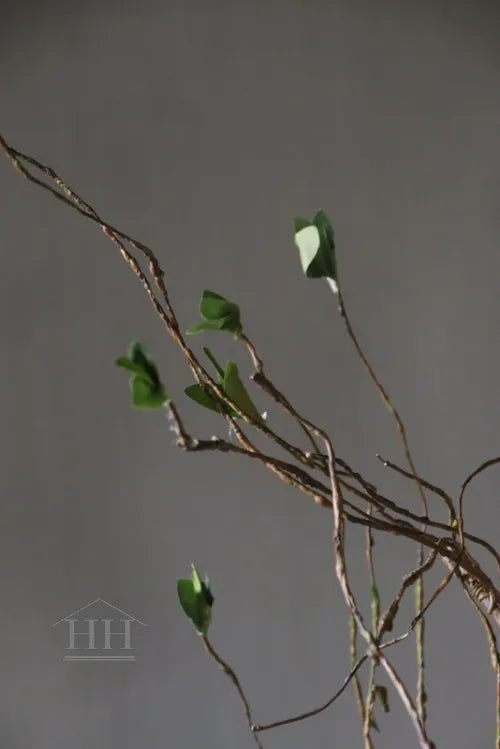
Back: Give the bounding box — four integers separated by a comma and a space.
115, 357, 154, 381
115, 342, 168, 409
132, 377, 168, 408
185, 347, 230, 415
177, 564, 214, 635
199, 291, 235, 320
295, 223, 321, 273
184, 352, 261, 423
294, 209, 338, 287
223, 361, 263, 424
177, 579, 199, 623
184, 384, 221, 413
186, 290, 242, 336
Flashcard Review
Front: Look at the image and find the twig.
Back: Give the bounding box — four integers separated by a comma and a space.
239, 333, 321, 455
458, 568, 500, 749
313, 422, 434, 747
377, 454, 456, 524
458, 457, 500, 547
170, 392, 500, 628
380, 656, 435, 749
363, 511, 380, 745
3, 135, 499, 747
379, 550, 438, 636
411, 457, 500, 633
349, 616, 369, 745
334, 285, 430, 725
253, 651, 369, 733
201, 636, 264, 748
254, 625, 412, 735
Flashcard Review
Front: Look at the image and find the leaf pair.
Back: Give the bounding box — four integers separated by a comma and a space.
293, 209, 338, 291
177, 564, 214, 635
115, 342, 168, 409
187, 290, 242, 336
185, 347, 263, 425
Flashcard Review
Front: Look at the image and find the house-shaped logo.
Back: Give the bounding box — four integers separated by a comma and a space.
53, 598, 147, 662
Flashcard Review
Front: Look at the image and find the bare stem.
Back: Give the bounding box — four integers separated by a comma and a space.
201, 636, 264, 748
335, 285, 430, 725
253, 651, 368, 733
363, 511, 380, 745
349, 616, 369, 746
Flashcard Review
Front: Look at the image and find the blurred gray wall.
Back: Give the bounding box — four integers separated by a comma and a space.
1, 1, 499, 747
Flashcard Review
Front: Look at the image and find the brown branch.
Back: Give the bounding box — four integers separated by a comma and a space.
239, 333, 321, 455
334, 286, 430, 726
377, 454, 456, 524
201, 636, 264, 748
458, 457, 500, 547
253, 651, 369, 733
411, 457, 500, 633
458, 569, 500, 749
379, 550, 438, 637
363, 510, 380, 746
170, 400, 500, 628
3, 135, 499, 748
349, 616, 369, 745
253, 619, 414, 736
310, 421, 434, 747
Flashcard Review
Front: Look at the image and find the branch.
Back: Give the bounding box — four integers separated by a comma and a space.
201, 635, 264, 748
3, 135, 499, 748
252, 652, 369, 733
335, 285, 430, 726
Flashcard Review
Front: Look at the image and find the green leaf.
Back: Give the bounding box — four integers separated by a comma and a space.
184, 352, 261, 423
294, 209, 338, 287
131, 342, 161, 383
295, 223, 321, 273
177, 579, 199, 623
132, 377, 168, 408
115, 342, 168, 409
184, 384, 221, 413
223, 361, 263, 424
177, 564, 214, 635
293, 217, 312, 234
186, 290, 242, 336
115, 356, 154, 381
184, 347, 228, 415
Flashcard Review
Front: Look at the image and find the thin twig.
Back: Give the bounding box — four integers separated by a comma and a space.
335, 285, 430, 725
239, 333, 321, 455
363, 510, 380, 745
457, 568, 500, 749
349, 616, 369, 745
379, 550, 438, 637
168, 399, 500, 627
254, 624, 411, 735
253, 652, 369, 733
458, 457, 500, 547
411, 457, 500, 632
312, 422, 434, 747
377, 454, 456, 524
201, 636, 264, 748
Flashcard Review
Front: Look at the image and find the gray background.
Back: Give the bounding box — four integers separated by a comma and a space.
1, 1, 499, 747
